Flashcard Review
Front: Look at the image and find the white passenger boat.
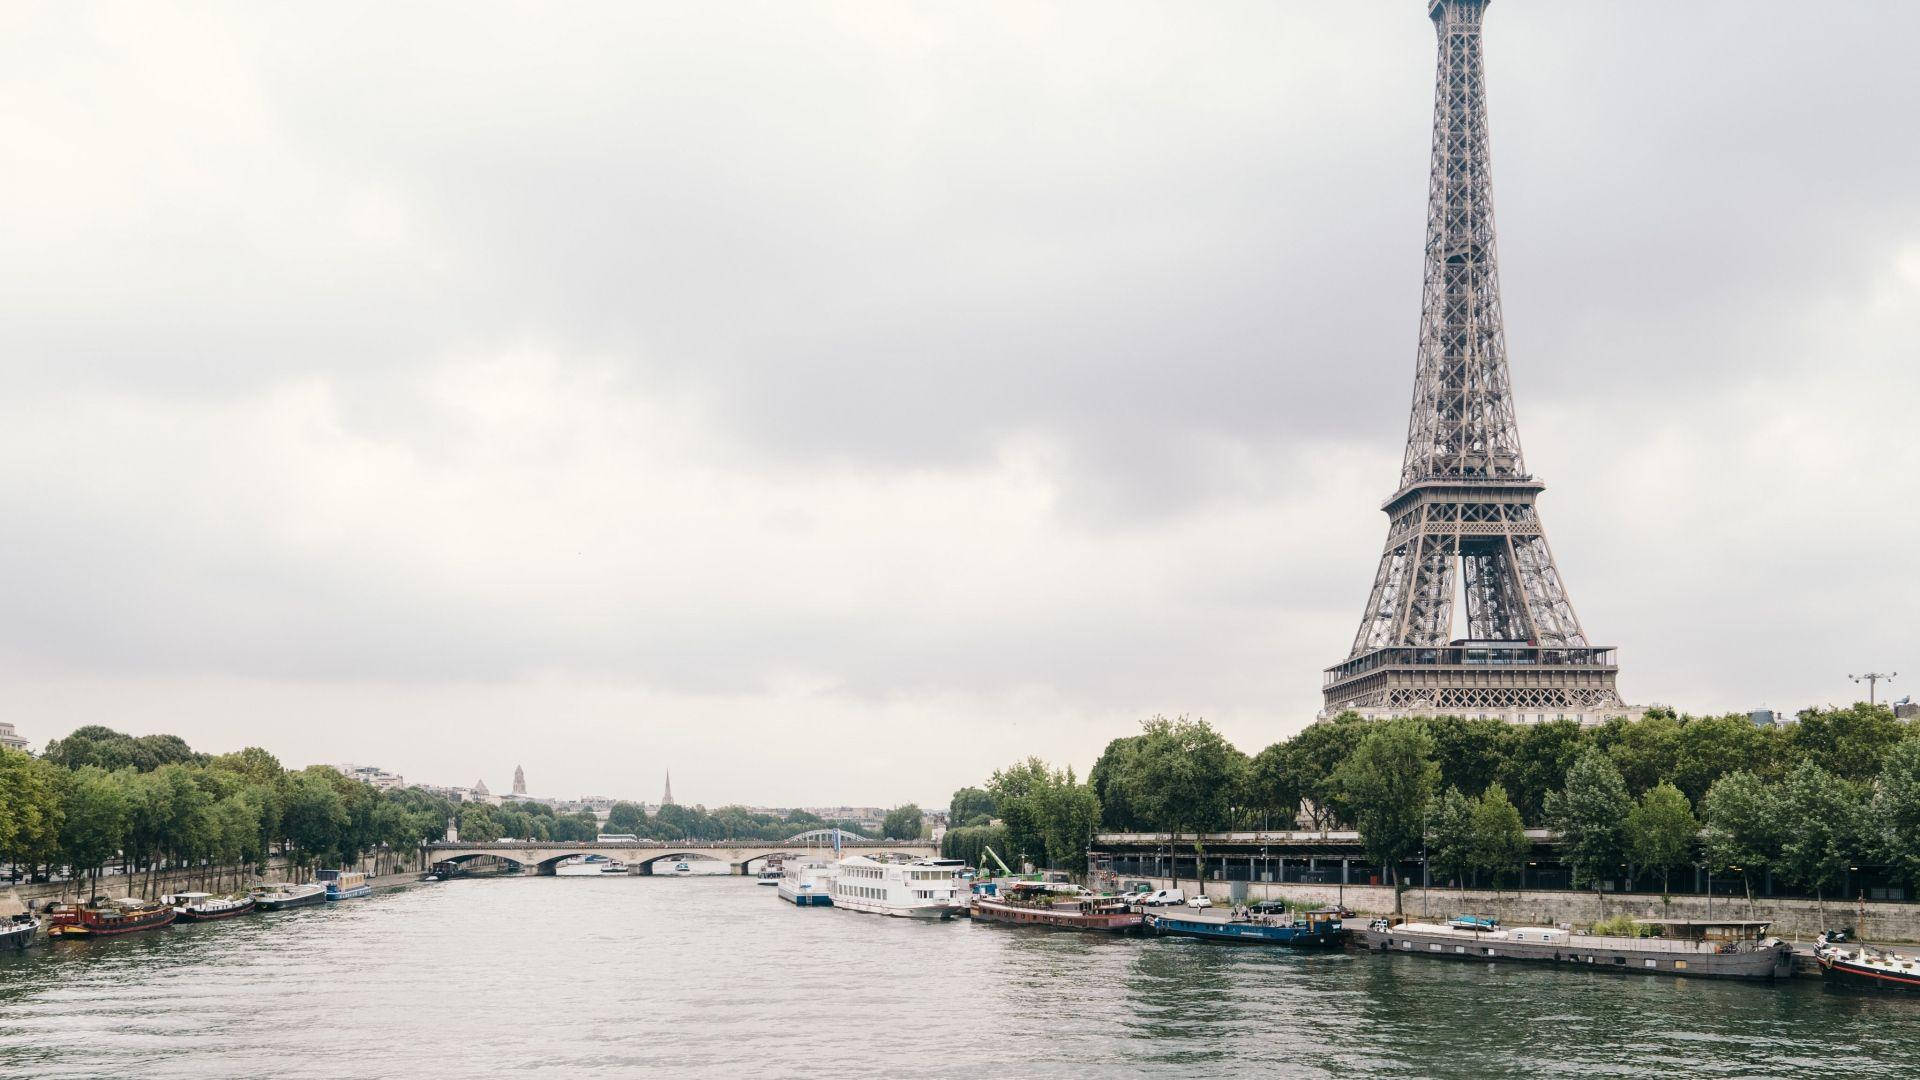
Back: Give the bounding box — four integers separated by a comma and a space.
776, 859, 835, 907
829, 856, 964, 919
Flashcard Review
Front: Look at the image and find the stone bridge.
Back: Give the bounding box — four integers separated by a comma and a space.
424, 838, 935, 876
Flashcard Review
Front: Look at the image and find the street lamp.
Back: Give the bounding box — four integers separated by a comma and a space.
1850, 672, 1898, 707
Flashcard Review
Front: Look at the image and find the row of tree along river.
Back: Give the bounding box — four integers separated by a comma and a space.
940, 705, 1920, 905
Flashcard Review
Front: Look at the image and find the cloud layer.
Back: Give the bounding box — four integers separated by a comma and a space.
3, 2, 1916, 804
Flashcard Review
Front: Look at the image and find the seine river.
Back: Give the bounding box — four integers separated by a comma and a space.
4, 876, 1920, 1078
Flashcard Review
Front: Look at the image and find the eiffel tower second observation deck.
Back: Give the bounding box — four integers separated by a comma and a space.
1322, 0, 1630, 726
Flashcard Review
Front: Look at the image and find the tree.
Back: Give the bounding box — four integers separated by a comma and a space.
1700, 771, 1780, 902
1087, 737, 1148, 831
1775, 759, 1860, 906
1672, 714, 1780, 805
1424, 716, 1511, 798
1499, 720, 1587, 823
283, 771, 349, 869
605, 801, 649, 836
1870, 739, 1920, 890
1281, 715, 1368, 828
1593, 712, 1681, 797
1332, 718, 1438, 910
456, 802, 501, 844
1425, 787, 1475, 892
985, 760, 1102, 870
1791, 704, 1904, 783
1625, 782, 1696, 893
1121, 716, 1246, 838
58, 766, 128, 898
946, 787, 995, 828
941, 823, 1009, 870
1545, 750, 1631, 892
0, 748, 63, 876
1242, 742, 1302, 831
881, 805, 923, 840
1030, 771, 1100, 871
1470, 784, 1529, 894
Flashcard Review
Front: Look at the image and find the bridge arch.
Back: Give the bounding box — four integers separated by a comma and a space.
782, 828, 875, 845
630, 851, 729, 875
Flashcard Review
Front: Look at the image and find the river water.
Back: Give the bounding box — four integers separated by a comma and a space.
3, 876, 1918, 1078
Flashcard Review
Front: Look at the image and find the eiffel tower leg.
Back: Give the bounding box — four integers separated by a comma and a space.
1351, 542, 1417, 656
1397, 531, 1457, 647
1506, 533, 1588, 649
1462, 548, 1527, 641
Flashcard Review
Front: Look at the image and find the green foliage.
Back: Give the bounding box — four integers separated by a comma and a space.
940, 823, 1008, 869
1701, 770, 1781, 897
1545, 750, 1632, 890
1671, 715, 1783, 805
0, 748, 63, 867
1594, 712, 1680, 797
1589, 913, 1652, 937
1241, 742, 1302, 831
1333, 718, 1438, 894
1775, 759, 1862, 901
1870, 740, 1920, 889
1470, 784, 1529, 890
605, 801, 649, 836
988, 758, 1100, 870
1791, 704, 1903, 783
881, 804, 923, 840
1118, 715, 1247, 837
1087, 737, 1147, 831
57, 766, 128, 882
1425, 786, 1475, 890
1281, 715, 1369, 828
946, 787, 995, 828
42, 726, 206, 773
1425, 716, 1511, 798
1625, 782, 1695, 891
1499, 720, 1586, 823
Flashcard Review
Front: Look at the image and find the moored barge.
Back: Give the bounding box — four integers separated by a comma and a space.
1361, 917, 1792, 980
970, 882, 1144, 933
1815, 934, 1920, 991
47, 897, 176, 938
1149, 904, 1343, 946
251, 882, 327, 911
318, 869, 372, 900
167, 892, 258, 922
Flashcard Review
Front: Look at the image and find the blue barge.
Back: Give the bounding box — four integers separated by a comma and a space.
1148, 905, 1344, 946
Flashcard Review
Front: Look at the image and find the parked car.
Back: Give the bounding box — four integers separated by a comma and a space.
1185, 895, 1213, 909
1140, 888, 1186, 907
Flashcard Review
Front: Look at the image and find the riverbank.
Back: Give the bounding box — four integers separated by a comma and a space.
1145, 878, 1920, 944
6, 849, 425, 909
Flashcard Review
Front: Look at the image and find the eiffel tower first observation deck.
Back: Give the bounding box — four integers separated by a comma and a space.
1322, 0, 1629, 726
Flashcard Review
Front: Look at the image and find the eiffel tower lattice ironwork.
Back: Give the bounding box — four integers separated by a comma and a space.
1322, 0, 1625, 721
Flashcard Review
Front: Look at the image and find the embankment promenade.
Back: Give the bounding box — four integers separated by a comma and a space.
1151, 878, 1920, 944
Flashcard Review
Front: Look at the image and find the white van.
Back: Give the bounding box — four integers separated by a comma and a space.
1141, 888, 1186, 907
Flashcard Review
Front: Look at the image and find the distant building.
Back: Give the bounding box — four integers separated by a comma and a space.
0, 721, 25, 752
1896, 698, 1918, 721
512, 765, 526, 796
1749, 709, 1778, 727
338, 763, 406, 790
662, 770, 675, 806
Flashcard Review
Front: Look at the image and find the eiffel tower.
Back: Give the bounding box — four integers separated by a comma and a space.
1322, 0, 1627, 724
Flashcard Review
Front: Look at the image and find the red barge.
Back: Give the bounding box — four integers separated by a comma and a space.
970, 882, 1144, 933
48, 897, 177, 938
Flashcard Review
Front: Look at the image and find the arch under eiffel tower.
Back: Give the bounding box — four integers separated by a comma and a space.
1322, 0, 1630, 726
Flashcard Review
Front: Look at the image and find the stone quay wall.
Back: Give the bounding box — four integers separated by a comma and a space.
1136, 877, 1920, 944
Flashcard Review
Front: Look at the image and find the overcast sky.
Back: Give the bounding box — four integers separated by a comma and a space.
3, 1, 1916, 807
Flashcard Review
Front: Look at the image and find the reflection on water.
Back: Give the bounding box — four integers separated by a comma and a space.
3, 877, 1919, 1078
